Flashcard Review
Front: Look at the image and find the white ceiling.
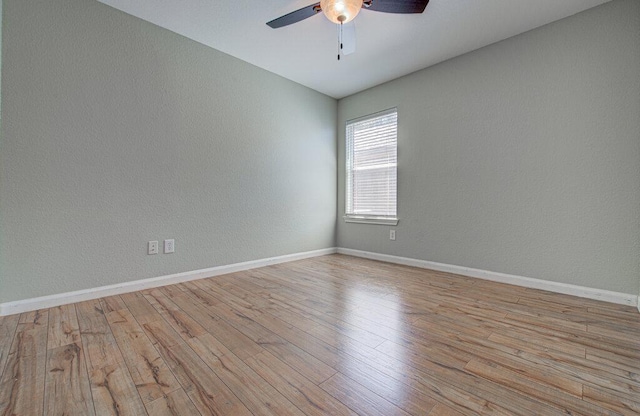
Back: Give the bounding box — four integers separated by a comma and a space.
97, 0, 611, 99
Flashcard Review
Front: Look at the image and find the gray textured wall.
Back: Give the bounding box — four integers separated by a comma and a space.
337, 0, 640, 295
0, 0, 337, 303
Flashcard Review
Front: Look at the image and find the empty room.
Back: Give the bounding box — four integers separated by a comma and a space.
1, 0, 639, 415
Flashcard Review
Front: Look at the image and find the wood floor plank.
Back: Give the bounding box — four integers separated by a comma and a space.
367, 339, 558, 415
159, 285, 265, 359
487, 322, 588, 357
187, 333, 306, 416
587, 305, 640, 323
0, 314, 20, 381
12, 309, 49, 356
522, 287, 630, 311
0, 339, 48, 415
428, 403, 466, 416
245, 350, 359, 416
101, 295, 129, 314
485, 332, 640, 398
586, 348, 640, 375
491, 312, 639, 359
582, 384, 640, 414
0, 310, 49, 416
142, 321, 253, 416
471, 355, 584, 397
120, 292, 159, 325
104, 306, 181, 403
144, 388, 201, 416
464, 359, 620, 415
181, 280, 337, 384
214, 274, 388, 349
44, 342, 95, 416
141, 289, 208, 341
320, 372, 412, 416
201, 274, 385, 369
75, 300, 147, 416
387, 324, 603, 402
377, 337, 471, 371
327, 349, 442, 415
140, 317, 189, 349
47, 304, 81, 349
587, 322, 640, 342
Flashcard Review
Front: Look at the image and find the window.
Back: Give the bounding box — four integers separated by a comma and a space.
345, 108, 398, 225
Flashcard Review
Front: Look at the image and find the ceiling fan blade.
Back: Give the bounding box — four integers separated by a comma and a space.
365, 0, 429, 14
341, 22, 356, 55
267, 2, 321, 28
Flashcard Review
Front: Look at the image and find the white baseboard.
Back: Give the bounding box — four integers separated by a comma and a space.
337, 248, 639, 307
0, 247, 337, 316
2, 246, 636, 316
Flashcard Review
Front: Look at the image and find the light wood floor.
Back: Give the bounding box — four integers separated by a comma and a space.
1, 254, 639, 415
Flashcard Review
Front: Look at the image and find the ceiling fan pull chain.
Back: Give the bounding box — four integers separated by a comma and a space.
338, 21, 344, 61
337, 22, 342, 60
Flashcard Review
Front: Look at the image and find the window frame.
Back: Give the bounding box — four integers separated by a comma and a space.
344, 108, 399, 226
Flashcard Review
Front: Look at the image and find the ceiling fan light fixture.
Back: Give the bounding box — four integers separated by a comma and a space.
320, 0, 363, 24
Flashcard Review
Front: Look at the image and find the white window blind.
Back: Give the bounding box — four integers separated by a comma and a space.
346, 108, 397, 220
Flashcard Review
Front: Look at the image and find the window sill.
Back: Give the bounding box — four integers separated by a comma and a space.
343, 216, 399, 226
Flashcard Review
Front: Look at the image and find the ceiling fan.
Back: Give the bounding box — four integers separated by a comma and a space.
267, 0, 430, 59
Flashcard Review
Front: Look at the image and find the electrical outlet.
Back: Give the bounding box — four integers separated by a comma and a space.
164, 239, 175, 254
390, 230, 396, 241
148, 241, 159, 255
